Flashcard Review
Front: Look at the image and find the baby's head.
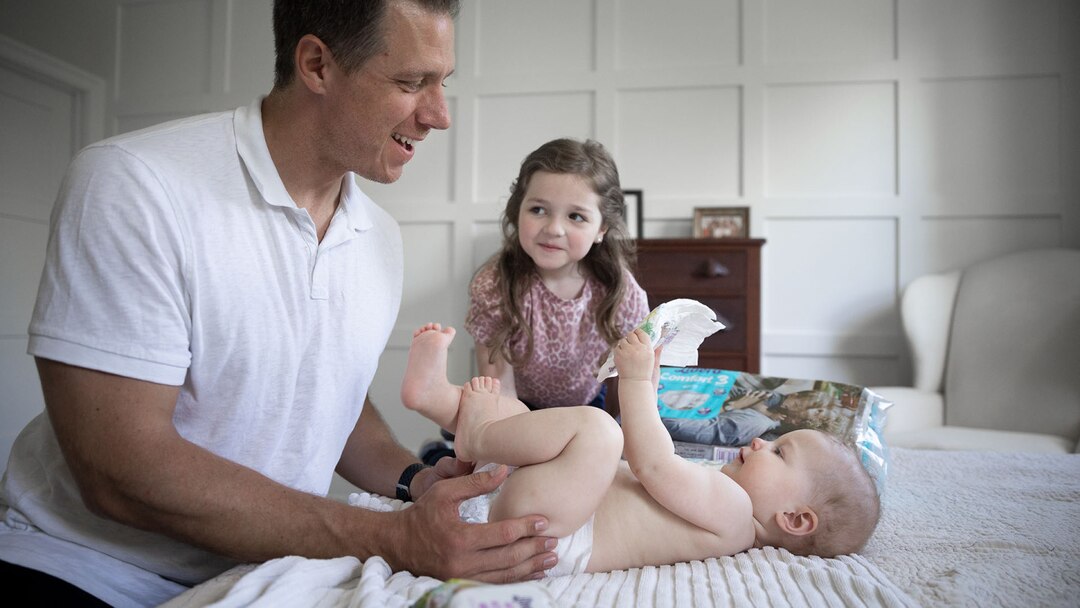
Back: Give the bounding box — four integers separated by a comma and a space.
722, 429, 880, 557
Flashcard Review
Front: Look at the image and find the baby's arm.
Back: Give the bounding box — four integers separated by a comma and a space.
615, 330, 754, 541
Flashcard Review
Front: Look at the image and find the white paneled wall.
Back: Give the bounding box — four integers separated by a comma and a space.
0, 34, 105, 472
1, 1, 1078, 472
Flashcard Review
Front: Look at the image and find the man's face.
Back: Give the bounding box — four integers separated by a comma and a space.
324, 1, 455, 183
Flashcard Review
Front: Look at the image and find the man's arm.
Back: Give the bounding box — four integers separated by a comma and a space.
335, 397, 434, 497
38, 358, 556, 582
613, 332, 753, 537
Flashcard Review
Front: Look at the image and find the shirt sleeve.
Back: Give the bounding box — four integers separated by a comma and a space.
27, 144, 192, 385
464, 262, 503, 347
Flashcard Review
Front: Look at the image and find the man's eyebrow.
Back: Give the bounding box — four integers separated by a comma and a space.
398, 67, 455, 81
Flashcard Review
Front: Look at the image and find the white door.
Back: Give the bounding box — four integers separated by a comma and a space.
0, 57, 83, 471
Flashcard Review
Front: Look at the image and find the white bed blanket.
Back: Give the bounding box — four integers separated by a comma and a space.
861, 448, 1080, 607
160, 549, 914, 608
160, 448, 1080, 607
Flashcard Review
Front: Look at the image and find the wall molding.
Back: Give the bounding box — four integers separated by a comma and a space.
0, 34, 106, 147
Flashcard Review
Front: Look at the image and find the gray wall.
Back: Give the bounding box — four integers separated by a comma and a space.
2, 0, 1078, 467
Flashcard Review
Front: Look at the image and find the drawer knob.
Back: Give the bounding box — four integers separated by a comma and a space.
696, 258, 730, 278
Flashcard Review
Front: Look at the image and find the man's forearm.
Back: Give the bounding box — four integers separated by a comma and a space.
335, 398, 419, 497
109, 436, 403, 564
38, 359, 401, 566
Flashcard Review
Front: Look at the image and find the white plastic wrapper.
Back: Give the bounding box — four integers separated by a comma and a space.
596, 298, 725, 382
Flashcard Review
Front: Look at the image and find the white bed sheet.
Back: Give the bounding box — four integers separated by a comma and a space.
159, 448, 1080, 608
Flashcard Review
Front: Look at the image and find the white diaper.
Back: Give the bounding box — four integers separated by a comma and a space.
460, 464, 594, 577
596, 298, 725, 381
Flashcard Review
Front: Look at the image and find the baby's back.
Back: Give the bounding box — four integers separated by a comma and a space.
585, 462, 755, 573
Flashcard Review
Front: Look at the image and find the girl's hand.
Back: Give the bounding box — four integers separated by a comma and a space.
614, 329, 655, 382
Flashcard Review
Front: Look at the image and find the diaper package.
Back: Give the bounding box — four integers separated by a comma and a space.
598, 298, 891, 493
596, 298, 725, 381
655, 367, 892, 493
413, 579, 556, 608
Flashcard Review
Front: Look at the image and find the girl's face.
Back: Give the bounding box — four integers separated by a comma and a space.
516, 171, 607, 278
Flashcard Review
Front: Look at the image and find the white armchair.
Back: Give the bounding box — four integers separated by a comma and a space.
872, 248, 1080, 453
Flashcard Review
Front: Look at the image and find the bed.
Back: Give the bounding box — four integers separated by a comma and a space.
159, 447, 1080, 607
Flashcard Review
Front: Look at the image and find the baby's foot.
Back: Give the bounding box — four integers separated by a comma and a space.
453, 376, 501, 463
401, 324, 457, 426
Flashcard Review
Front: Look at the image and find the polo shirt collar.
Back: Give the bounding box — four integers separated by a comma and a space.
234, 97, 373, 233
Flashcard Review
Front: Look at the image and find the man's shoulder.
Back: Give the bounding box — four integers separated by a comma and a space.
86, 109, 235, 158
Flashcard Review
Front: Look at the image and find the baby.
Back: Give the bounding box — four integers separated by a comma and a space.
401, 324, 880, 576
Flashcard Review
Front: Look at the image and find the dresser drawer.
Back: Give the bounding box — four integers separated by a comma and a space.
607, 238, 763, 417
696, 354, 749, 372
635, 249, 748, 296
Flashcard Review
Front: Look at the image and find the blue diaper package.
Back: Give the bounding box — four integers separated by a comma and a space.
657, 367, 892, 494
602, 299, 892, 493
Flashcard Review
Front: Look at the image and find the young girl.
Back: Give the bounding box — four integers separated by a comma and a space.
466, 138, 650, 411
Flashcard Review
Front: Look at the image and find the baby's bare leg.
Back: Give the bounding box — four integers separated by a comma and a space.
401, 325, 528, 433
456, 378, 623, 538
400, 323, 463, 431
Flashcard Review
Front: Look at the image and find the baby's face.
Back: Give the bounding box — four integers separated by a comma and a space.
721, 430, 834, 521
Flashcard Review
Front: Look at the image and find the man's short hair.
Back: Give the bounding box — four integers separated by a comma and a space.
272, 0, 460, 89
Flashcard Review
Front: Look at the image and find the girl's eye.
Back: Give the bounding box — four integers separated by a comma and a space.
570, 213, 586, 222
528, 206, 546, 216
774, 447, 783, 458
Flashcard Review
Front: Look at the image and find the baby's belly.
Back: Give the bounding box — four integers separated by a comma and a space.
586, 465, 749, 573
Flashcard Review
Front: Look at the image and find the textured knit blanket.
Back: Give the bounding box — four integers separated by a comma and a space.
860, 447, 1080, 607
160, 448, 1080, 607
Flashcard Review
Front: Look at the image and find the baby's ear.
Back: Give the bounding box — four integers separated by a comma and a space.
775, 507, 818, 537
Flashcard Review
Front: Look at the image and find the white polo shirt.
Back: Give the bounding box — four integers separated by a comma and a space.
0, 98, 402, 607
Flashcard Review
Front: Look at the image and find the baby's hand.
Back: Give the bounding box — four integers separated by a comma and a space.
614, 329, 655, 381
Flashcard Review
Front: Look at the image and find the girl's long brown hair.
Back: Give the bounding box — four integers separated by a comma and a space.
478, 138, 637, 367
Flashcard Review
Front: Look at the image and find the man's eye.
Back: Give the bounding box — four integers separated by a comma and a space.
399, 80, 422, 91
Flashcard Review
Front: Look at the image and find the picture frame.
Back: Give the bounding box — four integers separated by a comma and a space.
693, 206, 750, 239
621, 189, 644, 239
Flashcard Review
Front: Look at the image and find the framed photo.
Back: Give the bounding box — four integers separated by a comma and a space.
621, 189, 644, 238
693, 206, 749, 239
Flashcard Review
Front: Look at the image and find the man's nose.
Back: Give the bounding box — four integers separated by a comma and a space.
418, 87, 451, 131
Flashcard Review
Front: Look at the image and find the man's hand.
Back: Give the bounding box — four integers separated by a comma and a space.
410, 456, 472, 499
390, 464, 557, 583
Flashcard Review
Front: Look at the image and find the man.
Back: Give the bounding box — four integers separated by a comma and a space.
0, 1, 556, 605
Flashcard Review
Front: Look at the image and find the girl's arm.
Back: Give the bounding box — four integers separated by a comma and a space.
474, 343, 518, 401
615, 331, 753, 538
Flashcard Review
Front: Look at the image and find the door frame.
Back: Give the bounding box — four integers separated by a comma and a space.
0, 34, 106, 148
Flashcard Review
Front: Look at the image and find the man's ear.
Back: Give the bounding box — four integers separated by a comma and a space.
775, 507, 818, 537
295, 34, 333, 94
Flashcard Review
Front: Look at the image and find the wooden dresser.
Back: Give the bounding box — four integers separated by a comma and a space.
606, 237, 765, 415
